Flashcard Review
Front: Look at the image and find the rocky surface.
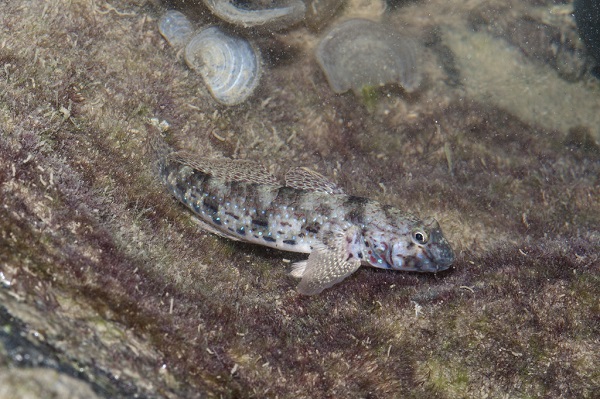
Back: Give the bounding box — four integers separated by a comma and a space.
0, 0, 598, 398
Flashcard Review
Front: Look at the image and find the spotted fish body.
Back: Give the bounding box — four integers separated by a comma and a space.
151, 135, 455, 295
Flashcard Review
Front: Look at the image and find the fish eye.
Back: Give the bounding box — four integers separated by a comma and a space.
413, 230, 428, 245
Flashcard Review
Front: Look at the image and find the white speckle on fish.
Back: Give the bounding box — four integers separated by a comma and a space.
150, 133, 455, 295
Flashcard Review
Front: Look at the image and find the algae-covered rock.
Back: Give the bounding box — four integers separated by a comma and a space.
0, 0, 598, 398
0, 368, 100, 399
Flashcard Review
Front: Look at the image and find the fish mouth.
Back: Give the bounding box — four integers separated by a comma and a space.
436, 245, 455, 268
418, 244, 455, 272
431, 249, 455, 271
423, 222, 455, 270
414, 254, 444, 273
434, 259, 454, 272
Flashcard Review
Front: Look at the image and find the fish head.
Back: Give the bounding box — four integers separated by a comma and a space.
402, 217, 455, 272
364, 217, 455, 272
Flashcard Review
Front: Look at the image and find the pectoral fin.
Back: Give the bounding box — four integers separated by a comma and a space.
292, 226, 363, 295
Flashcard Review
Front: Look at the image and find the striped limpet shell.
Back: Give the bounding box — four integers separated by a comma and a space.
202, 0, 305, 31
184, 26, 262, 106
158, 10, 194, 49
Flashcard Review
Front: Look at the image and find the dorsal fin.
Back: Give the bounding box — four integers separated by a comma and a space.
284, 167, 344, 194
168, 151, 281, 186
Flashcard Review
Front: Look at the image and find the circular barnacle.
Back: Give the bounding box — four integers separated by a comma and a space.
412, 230, 429, 245
202, 0, 305, 31
158, 10, 194, 49
185, 26, 262, 106
315, 18, 422, 94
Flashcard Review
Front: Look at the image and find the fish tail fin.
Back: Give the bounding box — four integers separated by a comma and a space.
145, 123, 174, 176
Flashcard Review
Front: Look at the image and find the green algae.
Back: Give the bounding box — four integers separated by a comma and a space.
426, 359, 470, 396
359, 85, 380, 111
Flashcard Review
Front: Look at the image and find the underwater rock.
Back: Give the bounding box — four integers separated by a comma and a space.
468, 3, 588, 82
184, 26, 262, 106
315, 19, 422, 94
574, 0, 600, 74
158, 10, 194, 49
0, 368, 100, 399
202, 0, 306, 30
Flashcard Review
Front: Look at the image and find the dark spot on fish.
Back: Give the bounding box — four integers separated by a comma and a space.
304, 223, 321, 234
280, 221, 292, 227
212, 216, 222, 225
252, 218, 269, 228
228, 227, 234, 232
283, 239, 296, 245
203, 197, 219, 214
344, 196, 369, 224
407, 242, 414, 249
175, 181, 187, 195
225, 211, 240, 220
346, 195, 370, 205
237, 226, 246, 235
277, 231, 285, 235
263, 236, 276, 242
358, 253, 363, 259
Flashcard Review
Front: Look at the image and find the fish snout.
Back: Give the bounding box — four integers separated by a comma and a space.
423, 219, 455, 271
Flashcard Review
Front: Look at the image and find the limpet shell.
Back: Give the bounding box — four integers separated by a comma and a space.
185, 26, 262, 106
158, 10, 194, 49
202, 0, 306, 30
315, 19, 422, 94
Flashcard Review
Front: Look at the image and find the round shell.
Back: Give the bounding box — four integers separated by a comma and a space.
158, 10, 194, 49
315, 19, 422, 94
202, 0, 305, 30
185, 27, 262, 106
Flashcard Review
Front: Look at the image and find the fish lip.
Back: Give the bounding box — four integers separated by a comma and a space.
415, 253, 447, 273
435, 254, 455, 271
421, 220, 455, 270
435, 262, 453, 272
421, 245, 455, 272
